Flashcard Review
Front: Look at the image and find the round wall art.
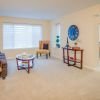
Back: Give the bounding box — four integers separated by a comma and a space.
68, 25, 79, 41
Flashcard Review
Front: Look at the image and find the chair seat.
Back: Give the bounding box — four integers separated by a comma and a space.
37, 49, 49, 54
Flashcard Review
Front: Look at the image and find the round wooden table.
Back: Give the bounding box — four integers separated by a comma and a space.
16, 54, 35, 73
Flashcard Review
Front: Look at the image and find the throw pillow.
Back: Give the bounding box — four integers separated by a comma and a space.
43, 44, 48, 50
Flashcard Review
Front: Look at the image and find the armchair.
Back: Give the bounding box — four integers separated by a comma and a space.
36, 40, 50, 59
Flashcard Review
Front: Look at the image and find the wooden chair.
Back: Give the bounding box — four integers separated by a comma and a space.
36, 40, 50, 59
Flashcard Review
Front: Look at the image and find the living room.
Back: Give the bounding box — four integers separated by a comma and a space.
0, 0, 100, 100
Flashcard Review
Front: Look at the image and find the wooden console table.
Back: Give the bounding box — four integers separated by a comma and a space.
62, 47, 83, 69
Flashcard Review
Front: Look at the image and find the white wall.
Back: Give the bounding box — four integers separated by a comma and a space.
0, 16, 51, 58
51, 4, 100, 69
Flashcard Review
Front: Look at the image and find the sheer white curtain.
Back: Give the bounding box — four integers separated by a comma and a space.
56, 23, 61, 36
3, 24, 42, 49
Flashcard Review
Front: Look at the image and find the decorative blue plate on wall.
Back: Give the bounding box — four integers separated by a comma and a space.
68, 25, 79, 41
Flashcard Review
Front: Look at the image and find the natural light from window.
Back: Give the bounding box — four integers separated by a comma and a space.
3, 24, 42, 49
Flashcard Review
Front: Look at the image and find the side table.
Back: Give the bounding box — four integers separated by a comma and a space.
16, 54, 35, 73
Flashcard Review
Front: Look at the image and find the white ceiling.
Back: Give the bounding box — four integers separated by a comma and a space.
0, 0, 100, 20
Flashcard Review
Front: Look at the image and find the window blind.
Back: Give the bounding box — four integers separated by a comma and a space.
3, 24, 42, 49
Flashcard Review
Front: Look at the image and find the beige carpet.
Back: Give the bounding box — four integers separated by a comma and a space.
0, 58, 100, 100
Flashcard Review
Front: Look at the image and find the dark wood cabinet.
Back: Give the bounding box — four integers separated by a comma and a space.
62, 47, 83, 69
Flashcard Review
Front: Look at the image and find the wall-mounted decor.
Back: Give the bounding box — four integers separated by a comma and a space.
56, 35, 60, 48
68, 25, 79, 41
65, 37, 69, 48
56, 23, 61, 48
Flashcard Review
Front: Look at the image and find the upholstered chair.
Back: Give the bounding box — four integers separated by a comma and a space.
36, 40, 50, 59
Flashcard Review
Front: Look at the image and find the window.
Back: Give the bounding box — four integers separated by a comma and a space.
3, 24, 42, 49
56, 23, 61, 48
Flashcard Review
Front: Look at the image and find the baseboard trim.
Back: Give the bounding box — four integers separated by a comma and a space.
83, 65, 100, 71
7, 57, 15, 60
